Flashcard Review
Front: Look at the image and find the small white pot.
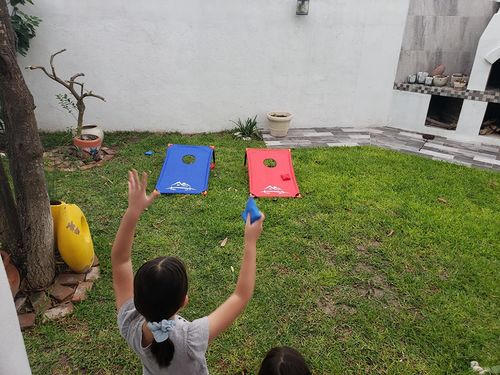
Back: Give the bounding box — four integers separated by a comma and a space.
81, 125, 104, 143
267, 112, 293, 137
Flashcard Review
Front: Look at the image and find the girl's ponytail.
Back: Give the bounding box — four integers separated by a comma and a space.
150, 339, 175, 368
134, 256, 189, 369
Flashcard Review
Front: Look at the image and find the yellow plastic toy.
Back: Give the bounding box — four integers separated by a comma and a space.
51, 201, 94, 273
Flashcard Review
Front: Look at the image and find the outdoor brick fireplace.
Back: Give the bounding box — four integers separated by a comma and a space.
391, 1, 500, 145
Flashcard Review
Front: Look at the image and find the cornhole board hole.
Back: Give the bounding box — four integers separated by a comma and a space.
244, 148, 300, 198
156, 144, 215, 195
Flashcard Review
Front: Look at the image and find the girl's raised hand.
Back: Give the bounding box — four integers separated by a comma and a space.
127, 170, 160, 215
244, 212, 265, 243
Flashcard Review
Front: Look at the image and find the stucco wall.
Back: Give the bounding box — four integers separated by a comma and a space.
20, 0, 409, 133
395, 0, 498, 83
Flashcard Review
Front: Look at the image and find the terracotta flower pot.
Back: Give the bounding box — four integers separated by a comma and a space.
73, 134, 103, 154
1, 251, 21, 297
267, 112, 293, 137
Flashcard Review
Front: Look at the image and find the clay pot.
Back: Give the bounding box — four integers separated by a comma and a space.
433, 75, 449, 87
267, 112, 293, 137
1, 251, 21, 297
81, 125, 104, 143
451, 73, 468, 85
453, 79, 467, 90
73, 134, 103, 153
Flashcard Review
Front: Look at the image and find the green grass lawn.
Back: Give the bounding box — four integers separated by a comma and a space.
24, 132, 499, 374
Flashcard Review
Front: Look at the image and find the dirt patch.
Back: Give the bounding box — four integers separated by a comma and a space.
318, 295, 357, 316
331, 273, 400, 310
53, 354, 82, 375
354, 262, 376, 274
356, 244, 367, 254
356, 238, 381, 254
333, 325, 354, 343
438, 269, 449, 280
44, 146, 116, 172
271, 264, 292, 275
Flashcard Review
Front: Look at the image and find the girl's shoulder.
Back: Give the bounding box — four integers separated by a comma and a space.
117, 299, 210, 359
171, 315, 210, 359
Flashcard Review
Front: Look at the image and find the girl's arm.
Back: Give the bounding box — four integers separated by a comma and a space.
208, 213, 265, 341
111, 170, 159, 310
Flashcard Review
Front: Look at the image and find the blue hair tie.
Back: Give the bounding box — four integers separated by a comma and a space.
147, 319, 176, 343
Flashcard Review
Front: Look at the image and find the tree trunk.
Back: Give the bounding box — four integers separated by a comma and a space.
76, 99, 85, 137
0, 160, 24, 267
0, 0, 55, 288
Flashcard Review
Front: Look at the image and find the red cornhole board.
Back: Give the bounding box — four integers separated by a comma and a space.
245, 148, 300, 198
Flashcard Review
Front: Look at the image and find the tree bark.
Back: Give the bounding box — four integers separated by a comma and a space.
76, 99, 85, 137
0, 0, 54, 288
0, 161, 23, 266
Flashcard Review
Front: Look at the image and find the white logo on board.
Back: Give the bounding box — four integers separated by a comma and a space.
169, 181, 195, 191
262, 185, 288, 195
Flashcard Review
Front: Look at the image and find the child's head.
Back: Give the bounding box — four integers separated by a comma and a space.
134, 256, 188, 367
258, 346, 311, 375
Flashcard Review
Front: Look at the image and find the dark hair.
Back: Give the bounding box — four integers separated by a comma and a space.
258, 347, 311, 375
134, 256, 188, 368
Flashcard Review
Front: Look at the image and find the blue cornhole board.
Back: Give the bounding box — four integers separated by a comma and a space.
155, 144, 215, 195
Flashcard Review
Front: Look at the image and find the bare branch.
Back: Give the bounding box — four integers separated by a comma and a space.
49, 49, 66, 78
67, 81, 84, 87
68, 72, 85, 92
28, 49, 81, 99
81, 91, 106, 102
70, 72, 85, 81
25, 65, 55, 80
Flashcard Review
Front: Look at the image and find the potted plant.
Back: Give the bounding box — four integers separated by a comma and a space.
451, 73, 468, 85
453, 78, 468, 90
231, 115, 261, 140
56, 94, 104, 142
267, 112, 293, 137
27, 49, 106, 154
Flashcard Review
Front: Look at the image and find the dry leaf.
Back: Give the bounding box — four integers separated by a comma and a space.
387, 230, 394, 237
220, 237, 228, 247
437, 197, 448, 204
230, 266, 235, 273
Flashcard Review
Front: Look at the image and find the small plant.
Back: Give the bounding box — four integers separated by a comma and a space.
231, 115, 261, 140
10, 0, 42, 56
56, 93, 77, 120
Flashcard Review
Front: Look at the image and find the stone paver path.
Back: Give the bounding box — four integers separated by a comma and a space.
262, 127, 500, 171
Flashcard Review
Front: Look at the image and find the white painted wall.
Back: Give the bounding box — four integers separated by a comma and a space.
19, 0, 409, 133
469, 12, 500, 91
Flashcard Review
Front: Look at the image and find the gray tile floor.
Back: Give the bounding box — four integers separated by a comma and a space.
262, 127, 500, 171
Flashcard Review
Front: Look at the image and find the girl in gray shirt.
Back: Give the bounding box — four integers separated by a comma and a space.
112, 170, 265, 374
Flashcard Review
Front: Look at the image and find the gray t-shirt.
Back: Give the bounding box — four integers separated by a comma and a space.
117, 299, 210, 375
